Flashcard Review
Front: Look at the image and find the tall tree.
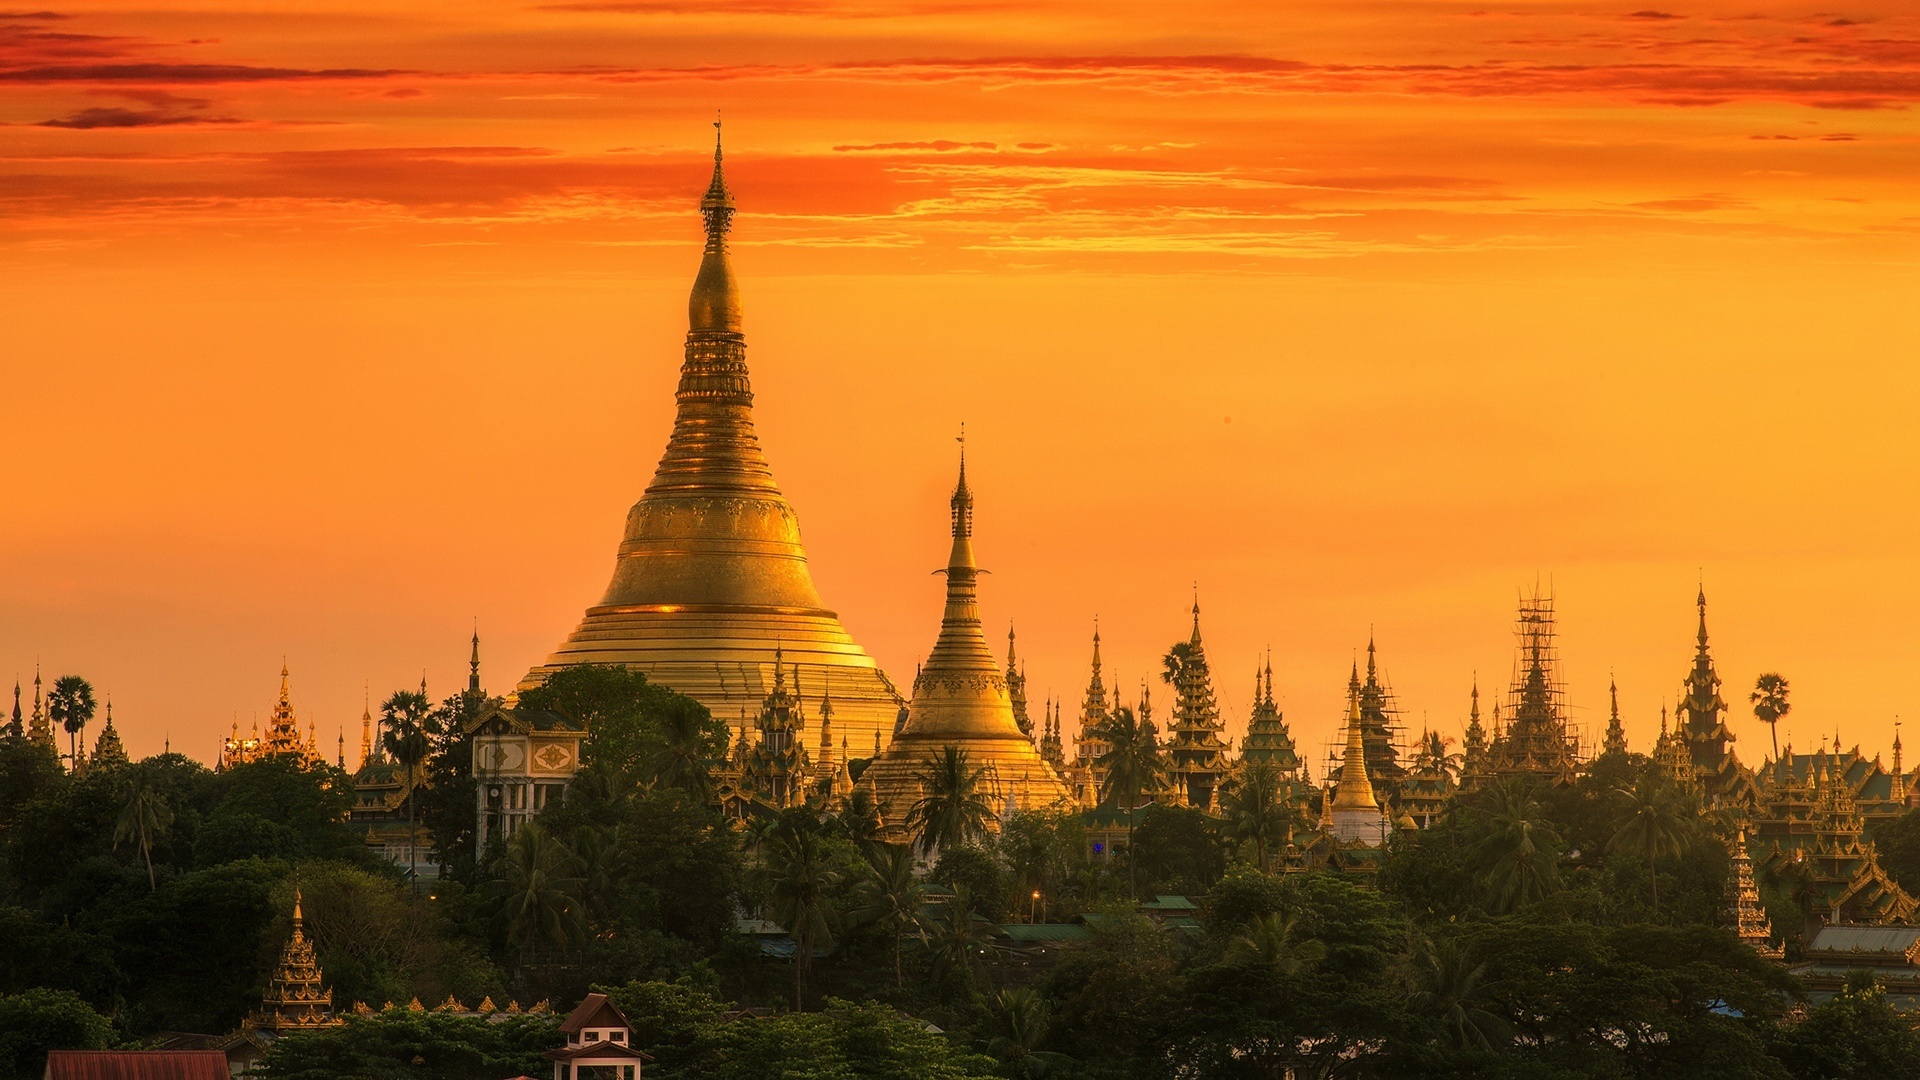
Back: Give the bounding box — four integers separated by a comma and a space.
1218, 762, 1295, 871
1093, 705, 1166, 896
752, 818, 842, 1010
484, 822, 584, 973
1408, 937, 1510, 1052
1223, 911, 1325, 974
851, 843, 931, 988
987, 988, 1070, 1078
380, 689, 435, 894
1610, 773, 1693, 917
648, 695, 718, 800
1159, 642, 1196, 687
925, 884, 992, 998
1470, 779, 1563, 913
46, 676, 95, 774
905, 747, 997, 858
1750, 673, 1791, 763
114, 770, 174, 891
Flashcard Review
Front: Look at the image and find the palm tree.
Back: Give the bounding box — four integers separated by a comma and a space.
1160, 641, 1196, 686
926, 884, 993, 996
1609, 773, 1692, 917
904, 746, 997, 858
114, 771, 173, 891
1409, 937, 1510, 1051
1470, 779, 1563, 913
1219, 762, 1294, 871
46, 676, 95, 773
1093, 705, 1166, 896
485, 822, 585, 971
381, 689, 433, 894
1225, 911, 1326, 974
831, 787, 885, 854
851, 843, 931, 988
649, 697, 715, 800
1751, 673, 1791, 762
987, 988, 1071, 1078
753, 822, 842, 1010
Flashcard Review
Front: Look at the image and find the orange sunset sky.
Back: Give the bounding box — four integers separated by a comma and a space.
4, 0, 1919, 769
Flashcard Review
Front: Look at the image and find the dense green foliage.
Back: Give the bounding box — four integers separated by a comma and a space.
6, 666, 1920, 1079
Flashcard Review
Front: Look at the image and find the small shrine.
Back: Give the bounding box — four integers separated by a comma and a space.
545, 992, 653, 1080
257, 890, 339, 1032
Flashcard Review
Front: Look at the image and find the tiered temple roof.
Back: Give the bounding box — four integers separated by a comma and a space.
1728, 827, 1782, 958
91, 699, 128, 769
257, 891, 338, 1032
220, 665, 321, 771
1352, 640, 1406, 801
1487, 591, 1581, 784
1753, 746, 1917, 927
1677, 588, 1750, 803
1601, 678, 1629, 758
1163, 602, 1232, 810
1238, 655, 1299, 777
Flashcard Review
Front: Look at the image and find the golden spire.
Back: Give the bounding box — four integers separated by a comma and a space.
922, 431, 997, 677
689, 116, 740, 334
1332, 689, 1379, 810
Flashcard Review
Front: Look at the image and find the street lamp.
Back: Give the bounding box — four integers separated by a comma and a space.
1031, 890, 1041, 923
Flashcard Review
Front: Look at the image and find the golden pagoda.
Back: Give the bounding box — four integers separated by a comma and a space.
1328, 689, 1389, 846
257, 890, 339, 1032
26, 667, 55, 754
90, 699, 129, 769
860, 447, 1072, 834
522, 126, 904, 753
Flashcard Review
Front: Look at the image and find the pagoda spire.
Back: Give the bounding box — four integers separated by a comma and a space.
91, 697, 128, 769
924, 435, 996, 674
469, 627, 482, 696
690, 116, 740, 334
28, 665, 53, 751
1894, 719, 1906, 805
1006, 622, 1033, 737
258, 889, 337, 1032
1603, 675, 1628, 756
1333, 690, 1379, 811
7, 679, 20, 740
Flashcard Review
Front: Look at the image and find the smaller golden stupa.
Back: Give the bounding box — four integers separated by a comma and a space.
1327, 691, 1389, 845
861, 445, 1072, 835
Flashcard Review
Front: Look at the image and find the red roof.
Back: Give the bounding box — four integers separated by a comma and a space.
44, 1051, 230, 1080
543, 1042, 654, 1063
557, 992, 629, 1035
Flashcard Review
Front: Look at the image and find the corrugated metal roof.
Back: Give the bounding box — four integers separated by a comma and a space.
1805, 925, 1920, 956
1000, 923, 1092, 942
44, 1051, 230, 1080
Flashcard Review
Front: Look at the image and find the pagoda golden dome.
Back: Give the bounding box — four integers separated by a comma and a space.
860, 447, 1073, 835
522, 126, 904, 752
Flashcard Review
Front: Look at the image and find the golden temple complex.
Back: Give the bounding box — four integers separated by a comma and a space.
521, 126, 904, 754
860, 448, 1073, 835
219, 664, 321, 771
